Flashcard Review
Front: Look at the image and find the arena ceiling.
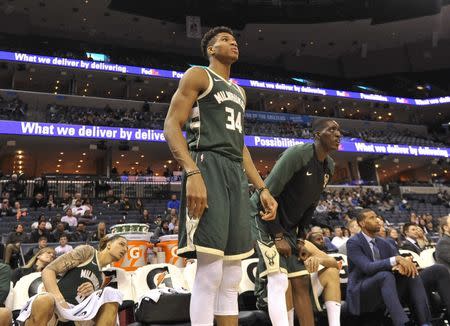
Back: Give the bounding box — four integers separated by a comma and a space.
2, 0, 450, 77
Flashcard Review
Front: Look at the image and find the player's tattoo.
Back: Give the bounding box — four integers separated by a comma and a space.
46, 245, 95, 274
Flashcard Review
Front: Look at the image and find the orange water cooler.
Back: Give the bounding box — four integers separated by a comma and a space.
111, 223, 152, 271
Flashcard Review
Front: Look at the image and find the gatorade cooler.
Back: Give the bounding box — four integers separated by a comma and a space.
111, 223, 152, 271
156, 234, 185, 267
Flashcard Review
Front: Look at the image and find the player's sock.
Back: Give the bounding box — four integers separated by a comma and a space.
325, 301, 341, 326
267, 272, 289, 326
191, 253, 223, 326
288, 308, 294, 326
214, 259, 241, 316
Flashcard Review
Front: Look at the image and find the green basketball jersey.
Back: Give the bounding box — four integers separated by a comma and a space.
186, 67, 246, 162
57, 251, 103, 305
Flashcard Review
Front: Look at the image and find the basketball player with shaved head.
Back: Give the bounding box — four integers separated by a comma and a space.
251, 119, 342, 326
164, 26, 277, 326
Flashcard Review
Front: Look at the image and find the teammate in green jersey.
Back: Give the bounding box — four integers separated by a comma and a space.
164, 26, 277, 326
250, 119, 342, 326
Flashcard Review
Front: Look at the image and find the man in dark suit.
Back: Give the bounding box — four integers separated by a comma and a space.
436, 215, 450, 273
346, 209, 431, 326
401, 222, 450, 316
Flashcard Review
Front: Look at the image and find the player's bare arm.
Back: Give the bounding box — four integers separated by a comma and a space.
164, 67, 210, 219
42, 245, 94, 306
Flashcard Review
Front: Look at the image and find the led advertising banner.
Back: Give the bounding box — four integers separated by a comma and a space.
1, 50, 449, 106
1, 120, 448, 158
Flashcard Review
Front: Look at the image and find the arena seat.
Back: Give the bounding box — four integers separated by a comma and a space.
131, 263, 186, 300
420, 248, 436, 268
399, 249, 426, 269
12, 272, 43, 312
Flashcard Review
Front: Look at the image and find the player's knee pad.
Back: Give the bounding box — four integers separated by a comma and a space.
220, 260, 242, 291
214, 260, 241, 315
195, 253, 224, 292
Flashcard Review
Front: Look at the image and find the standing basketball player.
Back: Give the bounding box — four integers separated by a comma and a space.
164, 26, 277, 326
17, 235, 127, 326
251, 119, 342, 326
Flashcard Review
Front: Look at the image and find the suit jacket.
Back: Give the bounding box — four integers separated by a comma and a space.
436, 234, 450, 272
346, 232, 398, 315
400, 239, 422, 255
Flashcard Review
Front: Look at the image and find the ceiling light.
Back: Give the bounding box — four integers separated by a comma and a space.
56, 80, 60, 84
82, 153, 86, 156
75, 170, 79, 173
17, 150, 23, 154
161, 90, 164, 94
56, 170, 59, 173
57, 165, 61, 168
121, 154, 125, 157
141, 155, 144, 158
164, 165, 167, 168
167, 160, 172, 164
60, 152, 64, 155
58, 159, 62, 162
375, 164, 379, 168
79, 160, 83, 162
77, 165, 81, 168
116, 161, 119, 164
135, 162, 139, 165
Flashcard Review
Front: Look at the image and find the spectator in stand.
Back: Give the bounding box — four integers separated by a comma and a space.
54, 234, 73, 257
338, 220, 361, 255
70, 192, 82, 208
31, 214, 52, 230
12, 247, 56, 285
11, 200, 27, 220
151, 220, 171, 242
71, 199, 88, 218
416, 227, 430, 249
29, 193, 47, 210
29, 220, 53, 243
169, 215, 178, 232
167, 194, 180, 212
70, 221, 89, 242
386, 228, 401, 249
46, 194, 56, 209
24, 236, 48, 263
0, 199, 12, 217
91, 221, 108, 241
103, 189, 118, 205
3, 174, 24, 202
120, 197, 133, 211
410, 212, 419, 224
139, 209, 152, 225
61, 207, 78, 228
165, 208, 178, 223
331, 226, 348, 248
60, 192, 72, 210
135, 198, 144, 214
4, 223, 28, 266
377, 217, 387, 238
436, 215, 450, 273
51, 222, 66, 242
400, 222, 450, 318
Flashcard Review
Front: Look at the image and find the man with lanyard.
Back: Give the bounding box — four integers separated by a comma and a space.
250, 119, 342, 326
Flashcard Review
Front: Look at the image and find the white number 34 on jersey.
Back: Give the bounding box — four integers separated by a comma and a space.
225, 107, 242, 133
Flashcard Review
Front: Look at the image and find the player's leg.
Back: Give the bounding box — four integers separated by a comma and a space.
291, 275, 315, 326
191, 252, 224, 326
214, 259, 241, 326
93, 302, 119, 326
266, 271, 289, 326
252, 216, 290, 326
286, 281, 295, 326
0, 307, 11, 326
318, 267, 341, 326
24, 294, 55, 326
